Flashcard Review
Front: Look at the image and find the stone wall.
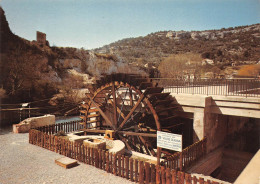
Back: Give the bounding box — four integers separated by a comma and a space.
204, 114, 249, 152
187, 148, 253, 183
220, 149, 254, 183
13, 114, 55, 133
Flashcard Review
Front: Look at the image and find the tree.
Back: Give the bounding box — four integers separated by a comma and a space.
158, 53, 202, 78
238, 64, 260, 77
58, 74, 85, 104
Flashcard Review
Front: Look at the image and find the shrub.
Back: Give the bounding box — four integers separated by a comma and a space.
237, 64, 260, 77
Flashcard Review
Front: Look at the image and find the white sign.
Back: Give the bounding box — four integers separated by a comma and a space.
157, 131, 182, 152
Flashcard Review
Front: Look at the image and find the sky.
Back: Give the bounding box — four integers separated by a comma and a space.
1, 0, 259, 49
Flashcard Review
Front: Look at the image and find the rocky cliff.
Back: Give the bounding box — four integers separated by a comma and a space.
95, 24, 260, 66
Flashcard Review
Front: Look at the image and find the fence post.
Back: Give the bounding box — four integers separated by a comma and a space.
185, 173, 192, 184
150, 164, 156, 184
180, 152, 183, 171
135, 159, 138, 182
125, 156, 129, 180
130, 158, 134, 182
113, 154, 117, 175
199, 177, 204, 184
102, 150, 105, 170
161, 166, 166, 184
139, 161, 144, 184
99, 149, 102, 169
156, 165, 160, 184
118, 154, 122, 177
121, 155, 125, 177
91, 148, 95, 166
95, 149, 99, 168
171, 170, 177, 184
145, 162, 151, 184
105, 152, 110, 172
85, 147, 88, 164
166, 168, 171, 184
49, 134, 51, 150
192, 176, 198, 184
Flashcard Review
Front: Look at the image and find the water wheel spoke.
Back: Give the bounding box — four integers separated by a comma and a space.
118, 93, 145, 131
137, 136, 147, 154
139, 136, 156, 156
118, 134, 132, 150
121, 125, 136, 131
117, 88, 129, 123
112, 82, 117, 128
87, 94, 116, 130
107, 99, 126, 119
138, 136, 152, 156
129, 89, 133, 107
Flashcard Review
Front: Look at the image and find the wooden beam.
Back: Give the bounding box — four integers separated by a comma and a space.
81, 129, 106, 134
138, 136, 150, 155
139, 136, 156, 156
107, 99, 126, 119
118, 131, 157, 138
118, 134, 132, 151
157, 147, 161, 165
87, 94, 115, 130
112, 82, 118, 128
118, 93, 145, 131
129, 89, 133, 107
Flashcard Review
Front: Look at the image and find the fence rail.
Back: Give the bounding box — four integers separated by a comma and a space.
152, 78, 260, 97
28, 122, 220, 184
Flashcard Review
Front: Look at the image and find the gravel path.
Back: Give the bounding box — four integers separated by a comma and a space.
0, 127, 135, 184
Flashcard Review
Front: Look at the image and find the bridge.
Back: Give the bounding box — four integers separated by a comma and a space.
154, 78, 260, 183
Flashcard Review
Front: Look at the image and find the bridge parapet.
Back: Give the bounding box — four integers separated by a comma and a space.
171, 93, 260, 118
153, 78, 260, 98
170, 93, 260, 153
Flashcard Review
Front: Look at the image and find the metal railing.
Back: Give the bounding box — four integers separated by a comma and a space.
152, 78, 260, 97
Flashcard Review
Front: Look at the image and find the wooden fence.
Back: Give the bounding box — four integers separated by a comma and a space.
163, 138, 207, 171
35, 120, 84, 134
29, 128, 220, 184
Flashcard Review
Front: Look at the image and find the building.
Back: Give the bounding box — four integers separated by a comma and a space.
36, 31, 47, 46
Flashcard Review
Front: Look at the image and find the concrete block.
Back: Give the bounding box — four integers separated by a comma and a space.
13, 123, 30, 133
108, 140, 125, 154
83, 138, 106, 149
55, 157, 78, 169
13, 114, 55, 133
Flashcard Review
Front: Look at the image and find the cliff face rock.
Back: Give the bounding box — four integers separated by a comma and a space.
0, 7, 23, 53
165, 24, 260, 41
0, 7, 12, 37
96, 24, 260, 65
0, 6, 92, 104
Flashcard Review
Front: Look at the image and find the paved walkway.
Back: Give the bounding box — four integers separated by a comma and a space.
0, 127, 134, 184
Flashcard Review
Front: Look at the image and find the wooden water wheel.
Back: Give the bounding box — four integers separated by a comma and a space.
80, 73, 180, 157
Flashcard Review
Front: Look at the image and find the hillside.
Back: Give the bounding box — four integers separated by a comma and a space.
0, 5, 145, 124
95, 24, 260, 75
